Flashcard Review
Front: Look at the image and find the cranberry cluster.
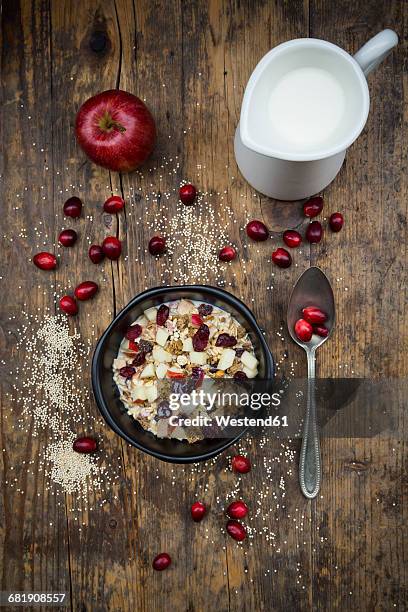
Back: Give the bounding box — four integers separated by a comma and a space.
33, 195, 124, 315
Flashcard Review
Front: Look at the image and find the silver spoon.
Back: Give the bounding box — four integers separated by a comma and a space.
287, 266, 335, 499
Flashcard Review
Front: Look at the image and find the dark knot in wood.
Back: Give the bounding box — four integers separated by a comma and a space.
89, 31, 108, 53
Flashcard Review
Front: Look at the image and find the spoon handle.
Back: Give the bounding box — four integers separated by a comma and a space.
299, 350, 321, 498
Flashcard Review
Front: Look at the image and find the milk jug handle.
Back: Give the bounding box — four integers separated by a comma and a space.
353, 29, 398, 77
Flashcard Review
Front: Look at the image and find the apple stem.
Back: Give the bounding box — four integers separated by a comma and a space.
99, 111, 126, 133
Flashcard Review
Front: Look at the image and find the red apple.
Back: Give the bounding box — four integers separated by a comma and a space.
75, 90, 156, 172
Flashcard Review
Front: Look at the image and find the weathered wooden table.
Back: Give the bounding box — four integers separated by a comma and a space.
1, 1, 406, 610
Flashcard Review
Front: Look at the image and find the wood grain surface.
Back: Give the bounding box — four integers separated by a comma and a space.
0, 1, 406, 611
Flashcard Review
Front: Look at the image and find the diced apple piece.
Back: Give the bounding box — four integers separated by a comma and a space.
156, 327, 170, 347
140, 363, 155, 378
131, 386, 147, 402
241, 351, 258, 370
156, 363, 169, 379
145, 384, 158, 403
243, 366, 258, 379
113, 358, 127, 369
135, 315, 148, 327
189, 351, 208, 365
182, 337, 193, 352
152, 345, 173, 363
217, 348, 236, 371
144, 307, 157, 321
177, 299, 194, 315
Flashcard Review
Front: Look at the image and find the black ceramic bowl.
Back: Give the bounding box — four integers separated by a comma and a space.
92, 285, 275, 463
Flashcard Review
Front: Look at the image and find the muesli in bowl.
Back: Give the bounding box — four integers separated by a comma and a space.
112, 298, 259, 442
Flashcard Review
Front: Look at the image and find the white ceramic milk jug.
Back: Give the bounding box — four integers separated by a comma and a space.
234, 30, 398, 200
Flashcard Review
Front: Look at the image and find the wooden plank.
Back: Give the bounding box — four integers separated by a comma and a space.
309, 2, 407, 610
0, 0, 71, 598
49, 1, 140, 610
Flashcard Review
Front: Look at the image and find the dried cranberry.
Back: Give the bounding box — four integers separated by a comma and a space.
119, 366, 136, 379
138, 339, 153, 354
216, 333, 237, 348
157, 401, 171, 419
198, 303, 213, 317
126, 324, 142, 340
233, 371, 248, 381
191, 314, 203, 327
132, 353, 146, 367
156, 304, 170, 326
192, 324, 210, 351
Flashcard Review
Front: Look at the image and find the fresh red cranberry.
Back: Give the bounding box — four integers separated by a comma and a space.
306, 221, 323, 243
226, 520, 247, 542
126, 324, 142, 340
179, 183, 197, 206
104, 195, 125, 213
313, 325, 329, 338
198, 303, 213, 317
74, 281, 98, 301
156, 304, 170, 326
215, 333, 237, 347
231, 455, 251, 474
329, 212, 344, 232
294, 319, 313, 342
152, 553, 171, 571
63, 196, 82, 218
219, 246, 237, 262
148, 236, 166, 256
246, 220, 269, 241
302, 306, 328, 324
59, 229, 77, 247
191, 501, 206, 522
303, 196, 323, 218
191, 314, 203, 327
33, 252, 57, 270
226, 501, 248, 520
128, 340, 139, 351
272, 248, 292, 268
73, 436, 97, 454
119, 366, 136, 379
102, 236, 122, 260
89, 244, 104, 264
192, 324, 210, 351
283, 230, 302, 248
59, 295, 78, 316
